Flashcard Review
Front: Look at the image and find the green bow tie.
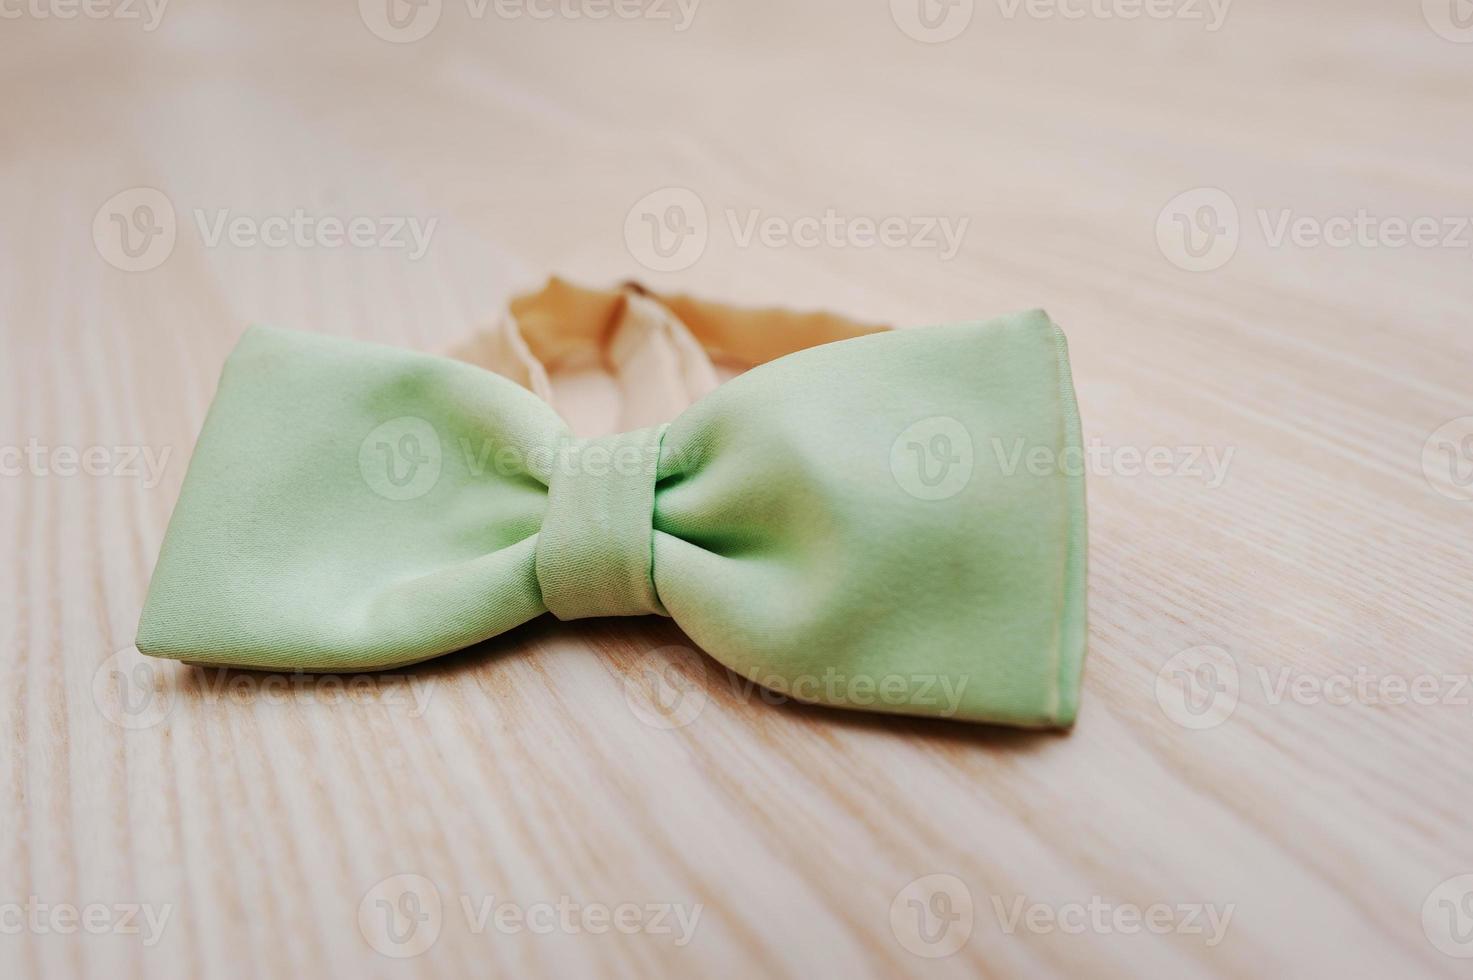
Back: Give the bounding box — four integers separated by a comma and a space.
137, 310, 1088, 728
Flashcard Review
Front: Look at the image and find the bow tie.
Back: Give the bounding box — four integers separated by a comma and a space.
136, 309, 1087, 729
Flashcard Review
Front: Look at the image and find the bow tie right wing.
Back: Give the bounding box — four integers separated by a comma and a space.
649, 311, 1088, 728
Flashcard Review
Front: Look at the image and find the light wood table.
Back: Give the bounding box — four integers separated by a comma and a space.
3, 1, 1471, 977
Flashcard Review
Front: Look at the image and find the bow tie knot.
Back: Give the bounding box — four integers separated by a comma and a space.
533, 425, 670, 621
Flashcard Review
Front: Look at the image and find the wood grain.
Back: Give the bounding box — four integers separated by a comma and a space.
2, 0, 1471, 977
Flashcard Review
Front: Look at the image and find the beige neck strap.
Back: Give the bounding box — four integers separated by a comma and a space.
448, 277, 889, 436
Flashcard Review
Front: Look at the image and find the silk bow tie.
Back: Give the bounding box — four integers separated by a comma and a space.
136, 308, 1088, 728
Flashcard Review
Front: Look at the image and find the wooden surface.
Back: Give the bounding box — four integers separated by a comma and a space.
3, 1, 1472, 977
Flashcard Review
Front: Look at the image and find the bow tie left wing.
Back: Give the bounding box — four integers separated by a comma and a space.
136, 326, 570, 671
